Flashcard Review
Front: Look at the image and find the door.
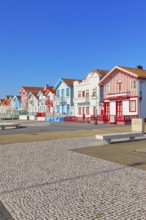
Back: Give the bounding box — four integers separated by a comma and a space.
116, 101, 122, 115
82, 107, 85, 120
116, 101, 122, 121
93, 107, 96, 116
104, 102, 110, 122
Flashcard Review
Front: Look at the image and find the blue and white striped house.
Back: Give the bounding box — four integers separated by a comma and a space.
11, 95, 21, 110
54, 78, 80, 116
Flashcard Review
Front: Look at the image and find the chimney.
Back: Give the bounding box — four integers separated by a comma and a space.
136, 65, 143, 70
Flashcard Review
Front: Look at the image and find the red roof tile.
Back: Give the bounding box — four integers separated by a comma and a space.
119, 66, 146, 77
93, 69, 109, 77
22, 86, 44, 92
62, 78, 81, 86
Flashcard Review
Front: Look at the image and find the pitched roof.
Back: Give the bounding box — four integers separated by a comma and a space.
5, 95, 13, 99
16, 96, 21, 99
44, 86, 56, 95
22, 86, 44, 92
62, 78, 81, 86
99, 65, 146, 85
92, 69, 109, 77
30, 91, 38, 98
0, 99, 5, 105
119, 66, 146, 77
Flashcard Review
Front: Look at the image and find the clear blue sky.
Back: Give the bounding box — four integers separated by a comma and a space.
0, 0, 146, 97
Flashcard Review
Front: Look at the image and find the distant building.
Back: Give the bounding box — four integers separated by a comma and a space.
54, 78, 80, 116
27, 91, 39, 115
10, 95, 21, 110
20, 86, 44, 109
44, 85, 56, 115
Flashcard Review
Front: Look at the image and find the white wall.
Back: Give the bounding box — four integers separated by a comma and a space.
122, 100, 129, 115
74, 72, 101, 117
38, 93, 46, 112
122, 99, 138, 115
110, 101, 116, 115
28, 95, 38, 113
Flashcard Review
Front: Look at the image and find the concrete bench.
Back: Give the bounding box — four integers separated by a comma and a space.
95, 132, 144, 144
0, 123, 20, 130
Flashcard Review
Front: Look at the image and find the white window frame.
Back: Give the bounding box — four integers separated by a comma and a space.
131, 80, 136, 90
105, 84, 110, 94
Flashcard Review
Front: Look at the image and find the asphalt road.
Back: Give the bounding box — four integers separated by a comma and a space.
0, 120, 123, 135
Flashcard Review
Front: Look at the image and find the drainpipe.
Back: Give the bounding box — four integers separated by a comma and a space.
139, 81, 142, 118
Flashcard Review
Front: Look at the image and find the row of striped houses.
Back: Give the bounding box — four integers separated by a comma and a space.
1, 65, 146, 124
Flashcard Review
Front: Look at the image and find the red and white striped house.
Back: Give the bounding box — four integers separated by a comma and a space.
44, 85, 56, 115
20, 86, 44, 109
98, 65, 146, 124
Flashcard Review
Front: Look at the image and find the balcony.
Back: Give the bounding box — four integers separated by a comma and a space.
45, 100, 53, 106
105, 91, 131, 100
55, 96, 67, 103
74, 97, 90, 104
28, 100, 34, 105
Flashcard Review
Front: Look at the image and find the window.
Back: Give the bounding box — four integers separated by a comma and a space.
105, 84, 110, 94
86, 90, 89, 97
129, 100, 136, 112
66, 88, 70, 96
78, 107, 81, 115
92, 89, 96, 97
56, 90, 60, 97
57, 105, 60, 113
82, 91, 85, 97
86, 107, 89, 115
117, 79, 122, 92
131, 80, 136, 89
78, 91, 81, 97
62, 105, 65, 113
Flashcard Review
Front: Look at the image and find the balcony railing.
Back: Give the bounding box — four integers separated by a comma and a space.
97, 114, 138, 123
74, 97, 90, 104
54, 96, 68, 103
106, 91, 131, 100
116, 115, 138, 122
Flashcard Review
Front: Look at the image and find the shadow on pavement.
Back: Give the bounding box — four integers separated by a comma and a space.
0, 201, 14, 220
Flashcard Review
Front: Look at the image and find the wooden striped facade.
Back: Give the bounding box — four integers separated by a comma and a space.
98, 66, 146, 124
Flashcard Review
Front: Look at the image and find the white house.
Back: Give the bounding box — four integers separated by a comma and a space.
73, 69, 108, 122
38, 90, 46, 113
98, 65, 146, 124
27, 92, 39, 115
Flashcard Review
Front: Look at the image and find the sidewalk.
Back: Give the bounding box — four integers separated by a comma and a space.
1, 123, 146, 171
0, 124, 131, 145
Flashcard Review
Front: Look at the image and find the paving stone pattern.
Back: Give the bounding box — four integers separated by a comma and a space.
0, 137, 146, 219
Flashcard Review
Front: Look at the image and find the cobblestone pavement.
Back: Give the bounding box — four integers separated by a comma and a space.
0, 137, 146, 220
